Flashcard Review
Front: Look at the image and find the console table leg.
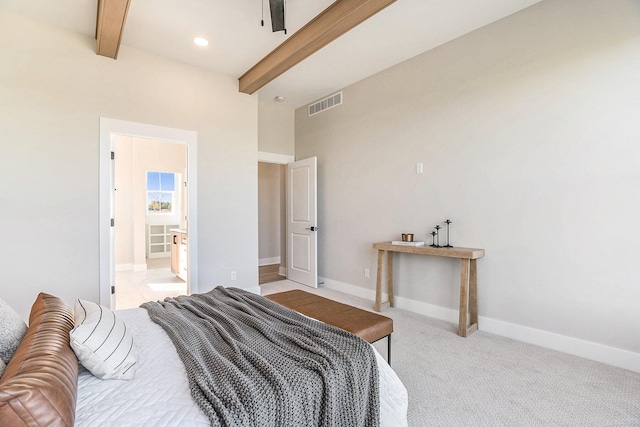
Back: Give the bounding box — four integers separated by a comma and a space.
470, 258, 478, 327
375, 250, 384, 311
375, 250, 393, 311
458, 258, 470, 337
387, 251, 394, 307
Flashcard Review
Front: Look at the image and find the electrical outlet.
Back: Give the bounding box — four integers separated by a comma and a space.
231, 271, 237, 280
416, 162, 424, 174
364, 268, 370, 278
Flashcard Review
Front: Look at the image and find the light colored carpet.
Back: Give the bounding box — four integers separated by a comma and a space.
261, 280, 640, 426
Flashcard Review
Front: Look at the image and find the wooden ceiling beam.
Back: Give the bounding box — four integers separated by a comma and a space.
238, 0, 397, 95
96, 0, 131, 59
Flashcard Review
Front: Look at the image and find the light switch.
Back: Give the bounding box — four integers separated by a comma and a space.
416, 162, 424, 174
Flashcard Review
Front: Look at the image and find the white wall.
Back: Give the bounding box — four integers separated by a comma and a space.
295, 0, 640, 370
258, 96, 295, 156
0, 11, 259, 319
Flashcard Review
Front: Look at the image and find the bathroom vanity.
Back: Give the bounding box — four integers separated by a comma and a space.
170, 229, 187, 281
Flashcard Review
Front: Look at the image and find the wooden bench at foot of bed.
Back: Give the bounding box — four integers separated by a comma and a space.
265, 290, 393, 364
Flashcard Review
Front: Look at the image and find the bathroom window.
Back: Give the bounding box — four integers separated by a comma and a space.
147, 171, 175, 214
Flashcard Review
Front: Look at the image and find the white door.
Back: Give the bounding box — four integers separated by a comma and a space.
286, 157, 318, 288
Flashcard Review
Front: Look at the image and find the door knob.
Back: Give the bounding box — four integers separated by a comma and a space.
305, 226, 318, 231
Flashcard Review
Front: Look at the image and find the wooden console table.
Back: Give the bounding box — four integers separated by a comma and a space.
372, 242, 485, 337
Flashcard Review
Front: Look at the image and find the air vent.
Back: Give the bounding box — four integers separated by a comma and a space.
308, 92, 343, 116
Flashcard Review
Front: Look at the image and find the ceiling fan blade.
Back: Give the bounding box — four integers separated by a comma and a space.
269, 0, 286, 33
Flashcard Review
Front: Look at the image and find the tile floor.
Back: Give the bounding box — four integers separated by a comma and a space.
115, 261, 287, 309
115, 257, 187, 310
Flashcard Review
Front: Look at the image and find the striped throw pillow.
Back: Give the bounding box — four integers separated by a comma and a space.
70, 299, 137, 380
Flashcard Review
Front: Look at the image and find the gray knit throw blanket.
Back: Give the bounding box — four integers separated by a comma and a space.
142, 286, 380, 427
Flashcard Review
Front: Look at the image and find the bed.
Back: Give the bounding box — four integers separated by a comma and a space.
0, 289, 408, 427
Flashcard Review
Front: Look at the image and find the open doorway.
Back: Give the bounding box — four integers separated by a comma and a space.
114, 136, 188, 309
257, 155, 318, 288
99, 118, 198, 309
258, 162, 286, 284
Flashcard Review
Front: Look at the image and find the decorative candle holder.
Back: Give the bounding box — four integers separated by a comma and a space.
430, 231, 437, 247
444, 219, 453, 248
434, 225, 442, 248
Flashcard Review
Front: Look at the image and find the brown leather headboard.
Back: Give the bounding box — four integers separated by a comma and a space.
0, 293, 78, 427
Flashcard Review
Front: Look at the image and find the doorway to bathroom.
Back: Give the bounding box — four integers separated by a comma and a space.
113, 136, 188, 309
99, 118, 198, 310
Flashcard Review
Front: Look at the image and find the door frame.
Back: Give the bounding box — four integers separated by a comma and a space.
99, 118, 198, 308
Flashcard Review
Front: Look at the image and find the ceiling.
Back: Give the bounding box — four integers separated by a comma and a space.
0, 0, 542, 109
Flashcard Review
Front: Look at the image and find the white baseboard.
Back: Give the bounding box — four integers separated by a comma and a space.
259, 257, 281, 266
319, 277, 640, 373
116, 263, 133, 272
279, 267, 287, 277
320, 277, 459, 321
479, 317, 640, 373
320, 277, 373, 300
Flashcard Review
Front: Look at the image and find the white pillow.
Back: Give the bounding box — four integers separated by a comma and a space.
70, 299, 137, 380
0, 358, 6, 378
0, 297, 28, 369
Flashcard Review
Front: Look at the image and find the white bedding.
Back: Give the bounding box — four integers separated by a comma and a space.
75, 308, 408, 427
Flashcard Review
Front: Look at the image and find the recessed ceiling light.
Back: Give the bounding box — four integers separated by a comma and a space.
193, 37, 209, 47
275, 96, 286, 102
